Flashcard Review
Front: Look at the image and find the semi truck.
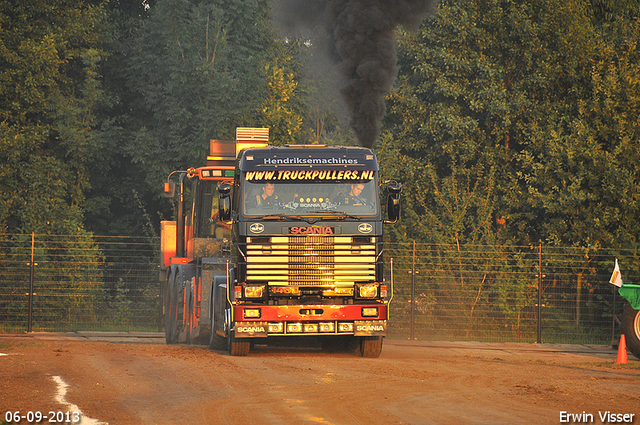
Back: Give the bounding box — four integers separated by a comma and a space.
160, 127, 401, 357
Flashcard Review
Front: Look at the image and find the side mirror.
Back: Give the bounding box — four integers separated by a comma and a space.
386, 181, 402, 223
163, 181, 176, 198
218, 182, 232, 221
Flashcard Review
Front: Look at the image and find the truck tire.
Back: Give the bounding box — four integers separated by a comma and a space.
209, 277, 228, 351
621, 303, 640, 360
185, 287, 195, 345
164, 274, 178, 344
228, 331, 250, 356
208, 286, 226, 351
360, 336, 383, 358
209, 329, 227, 350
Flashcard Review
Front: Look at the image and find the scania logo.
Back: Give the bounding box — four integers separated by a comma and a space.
356, 325, 385, 332
249, 223, 264, 233
289, 226, 334, 235
237, 326, 266, 333
358, 223, 373, 234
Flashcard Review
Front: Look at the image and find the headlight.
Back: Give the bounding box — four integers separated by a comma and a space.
268, 323, 284, 333
244, 285, 265, 298
287, 323, 303, 333
362, 307, 378, 318
338, 322, 353, 333
319, 322, 335, 333
304, 323, 319, 333
243, 308, 261, 319
358, 284, 378, 298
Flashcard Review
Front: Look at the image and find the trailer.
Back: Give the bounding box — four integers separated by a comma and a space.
160, 128, 401, 357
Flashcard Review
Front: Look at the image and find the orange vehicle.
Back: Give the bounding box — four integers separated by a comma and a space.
160, 128, 401, 357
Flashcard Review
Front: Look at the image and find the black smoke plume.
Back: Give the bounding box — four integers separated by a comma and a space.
271, 0, 435, 148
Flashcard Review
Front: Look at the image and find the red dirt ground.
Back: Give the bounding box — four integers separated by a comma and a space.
1, 332, 638, 425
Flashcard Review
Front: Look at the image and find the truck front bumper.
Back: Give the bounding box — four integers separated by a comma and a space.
233, 304, 387, 337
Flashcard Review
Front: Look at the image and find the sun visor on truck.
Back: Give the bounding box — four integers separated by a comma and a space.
240, 147, 378, 177
243, 168, 376, 183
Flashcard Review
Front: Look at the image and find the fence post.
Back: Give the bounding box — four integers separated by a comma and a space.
611, 285, 616, 347
28, 232, 35, 333
410, 240, 416, 341
537, 243, 542, 344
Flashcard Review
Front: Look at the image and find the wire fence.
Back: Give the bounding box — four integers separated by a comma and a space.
1, 234, 636, 345
386, 241, 636, 345
0, 233, 160, 333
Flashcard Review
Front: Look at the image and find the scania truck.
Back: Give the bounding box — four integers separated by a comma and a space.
161, 127, 401, 357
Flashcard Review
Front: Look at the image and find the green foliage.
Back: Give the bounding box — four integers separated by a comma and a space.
0, 0, 364, 237
115, 0, 272, 182
590, 0, 640, 22
259, 39, 355, 146
378, 0, 640, 337
0, 0, 110, 235
4, 0, 640, 248
383, 0, 640, 250
85, 0, 278, 235
0, 0, 110, 325
260, 44, 308, 145
4, 0, 640, 341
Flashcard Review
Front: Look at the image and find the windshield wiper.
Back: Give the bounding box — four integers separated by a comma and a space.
306, 210, 361, 221
257, 211, 361, 222
257, 213, 306, 221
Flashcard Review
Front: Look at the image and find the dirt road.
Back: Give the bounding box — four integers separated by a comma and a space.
1, 333, 638, 425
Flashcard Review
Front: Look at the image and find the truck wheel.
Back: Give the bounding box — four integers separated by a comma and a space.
209, 279, 227, 350
228, 331, 250, 356
185, 288, 194, 345
164, 275, 178, 344
346, 336, 361, 355
621, 303, 640, 360
360, 336, 383, 358
209, 330, 227, 350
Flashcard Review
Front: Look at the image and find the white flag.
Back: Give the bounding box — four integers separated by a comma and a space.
609, 259, 623, 287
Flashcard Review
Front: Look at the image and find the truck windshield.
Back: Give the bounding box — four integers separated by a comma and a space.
242, 178, 379, 217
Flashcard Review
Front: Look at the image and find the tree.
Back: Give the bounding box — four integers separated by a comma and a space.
260, 41, 309, 145
578, 16, 640, 248
260, 38, 355, 147
0, 0, 110, 235
379, 0, 640, 335
382, 0, 640, 249
86, 0, 274, 235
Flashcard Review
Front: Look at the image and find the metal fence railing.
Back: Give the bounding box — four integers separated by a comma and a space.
1, 234, 635, 345
385, 242, 636, 345
0, 233, 160, 333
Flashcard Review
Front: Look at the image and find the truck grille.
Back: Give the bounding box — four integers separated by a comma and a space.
246, 236, 376, 286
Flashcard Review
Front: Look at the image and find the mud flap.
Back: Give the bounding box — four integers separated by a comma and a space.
354, 320, 387, 337
235, 321, 269, 338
